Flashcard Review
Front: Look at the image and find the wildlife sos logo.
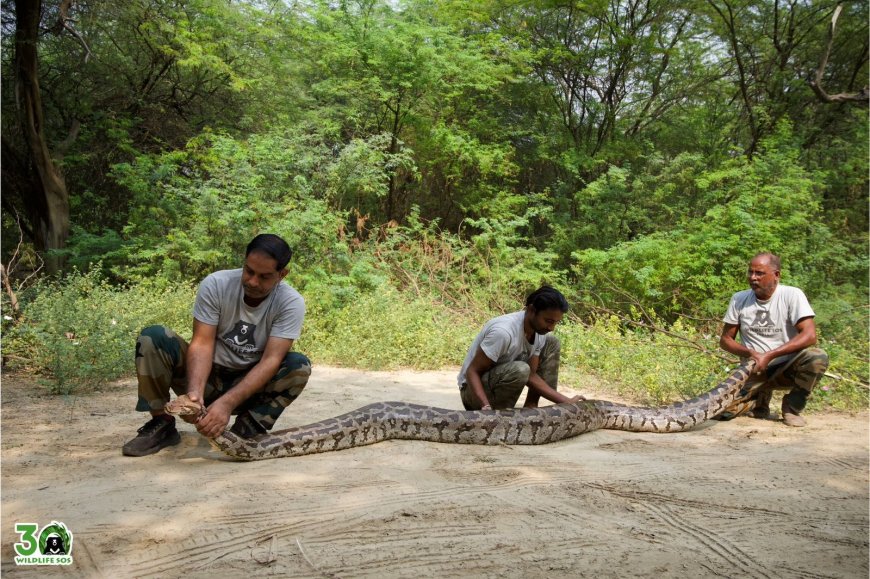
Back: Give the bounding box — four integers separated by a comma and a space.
748, 309, 781, 337
13, 521, 73, 566
221, 320, 259, 354
751, 310, 775, 327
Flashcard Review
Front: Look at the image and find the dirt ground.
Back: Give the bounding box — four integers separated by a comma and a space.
1, 366, 868, 579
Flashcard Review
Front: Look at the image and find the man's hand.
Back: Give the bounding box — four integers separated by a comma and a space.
749, 350, 775, 374
196, 399, 232, 438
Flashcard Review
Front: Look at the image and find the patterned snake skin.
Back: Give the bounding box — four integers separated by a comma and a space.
164, 360, 756, 461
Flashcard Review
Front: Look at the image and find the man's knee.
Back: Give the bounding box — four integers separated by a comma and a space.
267, 351, 312, 396
542, 334, 561, 356
537, 335, 561, 387
499, 360, 531, 386
483, 361, 529, 409
136, 325, 183, 366
786, 347, 827, 395
282, 351, 312, 374
799, 348, 829, 374
135, 326, 185, 411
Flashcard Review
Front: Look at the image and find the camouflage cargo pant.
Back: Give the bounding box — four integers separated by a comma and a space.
134, 325, 311, 430
460, 334, 561, 410
724, 347, 829, 417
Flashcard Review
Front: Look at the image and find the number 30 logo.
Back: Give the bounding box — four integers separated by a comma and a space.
13, 521, 73, 565
13, 523, 39, 556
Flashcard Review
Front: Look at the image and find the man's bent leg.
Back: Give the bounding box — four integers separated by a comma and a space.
536, 335, 561, 388
525, 335, 560, 407
778, 348, 828, 427
715, 371, 771, 420
460, 361, 530, 410
236, 352, 312, 431
134, 325, 189, 412
124, 326, 187, 456
485, 361, 531, 409
718, 358, 790, 420
747, 387, 774, 418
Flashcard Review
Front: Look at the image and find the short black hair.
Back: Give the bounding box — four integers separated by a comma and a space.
246, 234, 292, 271
525, 285, 569, 313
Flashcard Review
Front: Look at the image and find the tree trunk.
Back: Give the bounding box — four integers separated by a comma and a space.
385, 100, 402, 222
15, 0, 70, 272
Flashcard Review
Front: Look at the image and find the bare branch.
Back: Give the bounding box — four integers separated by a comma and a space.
1, 264, 19, 315
3, 209, 45, 299
808, 4, 870, 105
1, 210, 41, 317
19, 252, 45, 293
823, 371, 870, 390
54, 119, 81, 161
53, 0, 92, 64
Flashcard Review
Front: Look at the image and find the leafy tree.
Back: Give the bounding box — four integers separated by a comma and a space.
106, 128, 347, 281
571, 122, 853, 319
702, 0, 868, 156
287, 0, 517, 225
2, 0, 296, 262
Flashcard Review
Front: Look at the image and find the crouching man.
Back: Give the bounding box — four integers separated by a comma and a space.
123, 234, 311, 456
458, 286, 582, 411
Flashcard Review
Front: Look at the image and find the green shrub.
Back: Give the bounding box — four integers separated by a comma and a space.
569, 123, 863, 321
557, 315, 728, 405
557, 314, 868, 411
361, 205, 568, 315
3, 269, 195, 393
302, 283, 474, 370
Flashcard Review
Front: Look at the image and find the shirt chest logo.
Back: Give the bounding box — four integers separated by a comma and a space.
750, 309, 775, 327
222, 321, 259, 354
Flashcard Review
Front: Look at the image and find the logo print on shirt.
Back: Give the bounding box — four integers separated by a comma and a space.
222, 321, 258, 354
751, 310, 775, 327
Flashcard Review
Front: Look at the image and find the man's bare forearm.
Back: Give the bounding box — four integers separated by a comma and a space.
186, 342, 214, 398
720, 335, 752, 358
466, 370, 491, 408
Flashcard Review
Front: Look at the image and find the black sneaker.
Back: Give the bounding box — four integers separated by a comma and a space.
229, 413, 267, 439
122, 415, 181, 456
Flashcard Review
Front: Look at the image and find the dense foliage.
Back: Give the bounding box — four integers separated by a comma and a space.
1, 0, 867, 409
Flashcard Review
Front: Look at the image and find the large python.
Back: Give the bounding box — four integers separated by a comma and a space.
164, 360, 756, 461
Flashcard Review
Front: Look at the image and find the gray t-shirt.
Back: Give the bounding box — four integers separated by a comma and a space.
192, 269, 305, 369
457, 310, 545, 387
723, 284, 814, 366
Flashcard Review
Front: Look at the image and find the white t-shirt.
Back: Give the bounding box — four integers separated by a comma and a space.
722, 284, 814, 366
192, 269, 305, 369
457, 310, 544, 387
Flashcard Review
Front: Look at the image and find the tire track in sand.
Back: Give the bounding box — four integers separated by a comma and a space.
637, 501, 774, 579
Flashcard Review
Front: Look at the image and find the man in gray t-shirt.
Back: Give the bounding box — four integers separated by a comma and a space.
718, 253, 828, 427
123, 234, 312, 457
458, 286, 583, 411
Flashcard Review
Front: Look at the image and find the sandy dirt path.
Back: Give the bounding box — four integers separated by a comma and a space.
2, 367, 867, 578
